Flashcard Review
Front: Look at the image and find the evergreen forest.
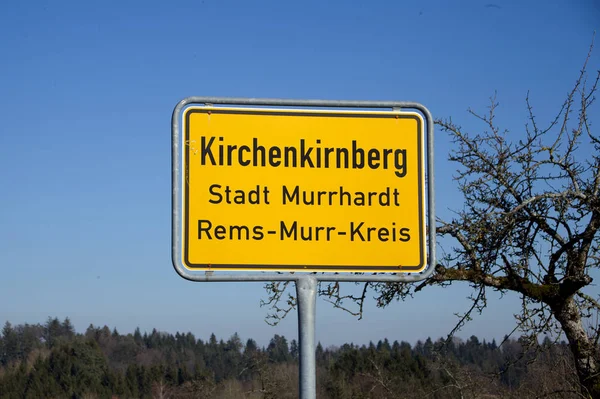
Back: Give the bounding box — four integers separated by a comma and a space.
0, 317, 585, 398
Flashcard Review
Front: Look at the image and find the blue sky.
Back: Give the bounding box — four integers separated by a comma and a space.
1, 0, 599, 347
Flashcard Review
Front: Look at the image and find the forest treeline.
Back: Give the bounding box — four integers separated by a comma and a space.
0, 317, 584, 398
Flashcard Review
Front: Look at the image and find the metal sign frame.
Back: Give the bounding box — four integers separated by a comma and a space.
172, 97, 436, 282
172, 97, 436, 398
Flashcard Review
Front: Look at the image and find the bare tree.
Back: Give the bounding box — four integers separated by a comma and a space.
264, 43, 600, 396
152, 379, 173, 399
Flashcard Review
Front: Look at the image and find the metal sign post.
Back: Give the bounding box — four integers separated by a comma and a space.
172, 97, 436, 399
297, 277, 318, 398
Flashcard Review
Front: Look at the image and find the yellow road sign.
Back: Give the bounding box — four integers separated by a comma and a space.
179, 106, 425, 272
